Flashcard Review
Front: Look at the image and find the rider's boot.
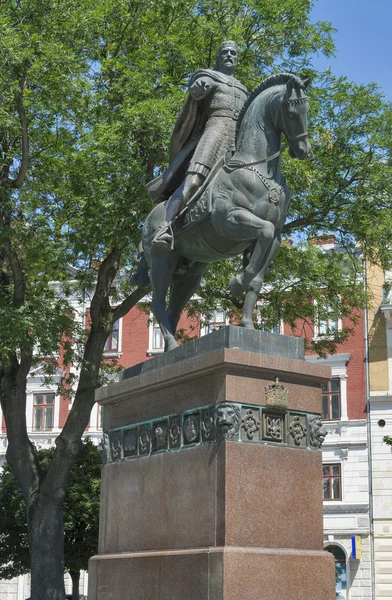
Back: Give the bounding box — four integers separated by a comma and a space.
151, 220, 175, 250
152, 173, 205, 250
152, 192, 183, 250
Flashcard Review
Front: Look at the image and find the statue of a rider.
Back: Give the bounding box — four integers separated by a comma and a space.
148, 41, 248, 250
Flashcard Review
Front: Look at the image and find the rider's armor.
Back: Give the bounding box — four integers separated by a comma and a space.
187, 70, 248, 178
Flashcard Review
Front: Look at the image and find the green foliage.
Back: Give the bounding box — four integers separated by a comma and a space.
0, 439, 101, 579
383, 436, 392, 449
0, 0, 388, 365
283, 71, 392, 260
0, 458, 30, 578
0, 0, 337, 370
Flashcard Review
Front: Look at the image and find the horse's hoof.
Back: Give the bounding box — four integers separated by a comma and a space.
240, 321, 255, 329
165, 341, 179, 352
130, 270, 150, 288
174, 264, 187, 276
229, 274, 244, 297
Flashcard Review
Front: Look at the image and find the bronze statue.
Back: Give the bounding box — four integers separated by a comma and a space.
148, 41, 248, 249
133, 43, 311, 352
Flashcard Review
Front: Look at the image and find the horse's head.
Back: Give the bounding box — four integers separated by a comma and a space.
278, 77, 311, 160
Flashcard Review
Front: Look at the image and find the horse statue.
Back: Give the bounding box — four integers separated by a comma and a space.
135, 73, 311, 351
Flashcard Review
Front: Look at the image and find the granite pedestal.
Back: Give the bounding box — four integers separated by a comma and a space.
88, 327, 335, 600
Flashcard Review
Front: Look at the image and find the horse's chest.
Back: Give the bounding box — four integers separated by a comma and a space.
253, 196, 284, 226
238, 168, 286, 216
248, 176, 288, 224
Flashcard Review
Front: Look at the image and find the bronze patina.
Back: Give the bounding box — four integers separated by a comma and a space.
133, 43, 311, 352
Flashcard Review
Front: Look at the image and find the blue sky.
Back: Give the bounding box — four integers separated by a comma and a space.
310, 0, 392, 101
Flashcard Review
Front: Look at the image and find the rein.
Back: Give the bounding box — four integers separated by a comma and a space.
224, 146, 286, 171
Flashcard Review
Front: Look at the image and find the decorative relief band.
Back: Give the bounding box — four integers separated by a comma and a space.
100, 403, 327, 465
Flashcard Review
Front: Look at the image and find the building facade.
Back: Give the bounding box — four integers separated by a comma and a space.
367, 263, 392, 599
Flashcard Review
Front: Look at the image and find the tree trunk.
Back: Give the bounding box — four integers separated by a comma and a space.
28, 494, 66, 600
0, 250, 147, 600
70, 570, 80, 600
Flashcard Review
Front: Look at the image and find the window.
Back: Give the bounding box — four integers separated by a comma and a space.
256, 301, 281, 334
152, 323, 164, 350
321, 379, 340, 420
33, 393, 54, 431
97, 405, 103, 430
325, 545, 347, 599
318, 313, 339, 336
104, 320, 119, 353
207, 310, 226, 333
260, 317, 280, 334
323, 464, 342, 500
315, 301, 341, 338
147, 316, 165, 354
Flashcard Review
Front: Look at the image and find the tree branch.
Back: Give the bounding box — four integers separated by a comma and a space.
282, 211, 327, 233
283, 170, 361, 233
89, 248, 122, 323
9, 73, 29, 189
112, 286, 150, 321
45, 248, 130, 492
1, 350, 40, 504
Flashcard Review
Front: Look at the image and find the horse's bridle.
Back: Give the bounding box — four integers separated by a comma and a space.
279, 96, 309, 142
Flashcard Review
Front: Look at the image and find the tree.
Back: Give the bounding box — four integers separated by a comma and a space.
0, 0, 391, 598
0, 439, 101, 600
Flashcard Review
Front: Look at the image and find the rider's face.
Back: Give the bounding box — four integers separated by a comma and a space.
218, 47, 238, 72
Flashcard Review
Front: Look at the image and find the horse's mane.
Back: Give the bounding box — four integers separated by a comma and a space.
235, 72, 305, 144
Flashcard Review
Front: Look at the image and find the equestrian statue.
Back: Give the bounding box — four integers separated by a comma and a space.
132, 41, 311, 351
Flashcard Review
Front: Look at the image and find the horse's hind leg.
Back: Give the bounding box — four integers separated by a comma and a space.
167, 262, 208, 335
150, 253, 179, 351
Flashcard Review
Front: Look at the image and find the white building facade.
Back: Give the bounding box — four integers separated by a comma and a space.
306, 351, 372, 599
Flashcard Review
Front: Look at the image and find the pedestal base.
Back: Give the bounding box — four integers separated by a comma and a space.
89, 329, 335, 599
89, 547, 334, 600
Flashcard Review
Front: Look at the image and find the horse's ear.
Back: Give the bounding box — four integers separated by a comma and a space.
284, 77, 295, 100
302, 77, 311, 90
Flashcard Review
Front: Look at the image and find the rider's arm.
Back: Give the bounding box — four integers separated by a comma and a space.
189, 75, 215, 101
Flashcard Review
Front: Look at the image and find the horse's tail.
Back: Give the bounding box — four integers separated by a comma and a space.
130, 242, 151, 288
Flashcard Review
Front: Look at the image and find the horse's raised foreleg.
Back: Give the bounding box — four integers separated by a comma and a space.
167, 262, 208, 334
240, 232, 282, 328
230, 228, 282, 297
212, 207, 276, 297
150, 253, 179, 351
